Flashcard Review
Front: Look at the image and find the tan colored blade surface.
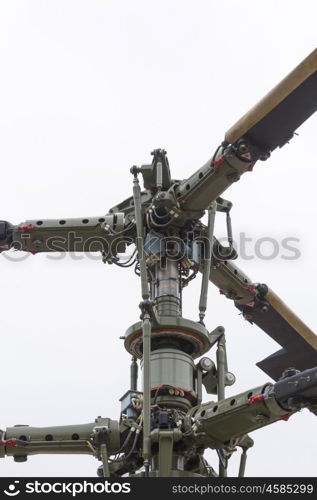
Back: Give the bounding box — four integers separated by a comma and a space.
225, 49, 317, 146
265, 288, 317, 351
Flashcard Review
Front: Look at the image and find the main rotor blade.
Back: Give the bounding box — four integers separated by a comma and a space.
234, 287, 317, 381
249, 289, 317, 380
225, 49, 317, 153
205, 243, 317, 380
0, 215, 131, 255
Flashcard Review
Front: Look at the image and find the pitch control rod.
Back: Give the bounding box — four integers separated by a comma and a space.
198, 202, 216, 324
131, 166, 151, 476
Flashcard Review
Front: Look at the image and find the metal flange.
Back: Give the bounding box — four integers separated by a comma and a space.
124, 316, 212, 359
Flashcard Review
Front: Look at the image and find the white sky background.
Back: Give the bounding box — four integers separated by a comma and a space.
0, 0, 316, 477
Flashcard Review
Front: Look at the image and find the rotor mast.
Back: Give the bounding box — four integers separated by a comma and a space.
126, 153, 228, 476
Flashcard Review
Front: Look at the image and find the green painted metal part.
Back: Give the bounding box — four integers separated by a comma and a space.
190, 384, 288, 448
4, 418, 120, 460
199, 202, 216, 322
124, 316, 212, 359
147, 349, 195, 393
158, 430, 174, 477
142, 315, 152, 468
12, 215, 127, 254
175, 148, 254, 213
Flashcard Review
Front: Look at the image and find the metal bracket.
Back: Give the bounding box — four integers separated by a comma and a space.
215, 197, 237, 260
158, 430, 174, 477
151, 428, 182, 477
237, 435, 254, 477
93, 426, 110, 477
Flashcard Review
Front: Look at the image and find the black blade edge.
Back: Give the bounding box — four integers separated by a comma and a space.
245, 71, 317, 152
235, 301, 317, 380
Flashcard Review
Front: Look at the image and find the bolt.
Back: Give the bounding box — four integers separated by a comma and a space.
199, 357, 214, 371
130, 165, 139, 177
281, 368, 300, 379
225, 372, 236, 386
238, 143, 249, 154
32, 239, 43, 249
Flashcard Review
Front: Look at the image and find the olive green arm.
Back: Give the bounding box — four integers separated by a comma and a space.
0, 213, 133, 255
190, 383, 287, 449
174, 144, 255, 213
190, 367, 317, 449
0, 418, 121, 461
209, 239, 255, 305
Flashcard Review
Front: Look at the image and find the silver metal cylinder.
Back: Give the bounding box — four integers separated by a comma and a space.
155, 260, 181, 316
141, 348, 196, 396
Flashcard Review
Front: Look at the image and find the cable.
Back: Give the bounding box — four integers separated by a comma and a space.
148, 211, 172, 229
109, 429, 134, 462
112, 248, 137, 268
211, 143, 224, 167
151, 206, 170, 220
124, 430, 140, 459
86, 440, 97, 455
117, 429, 134, 454
109, 430, 140, 464
134, 262, 140, 276
113, 258, 137, 268
103, 218, 135, 236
